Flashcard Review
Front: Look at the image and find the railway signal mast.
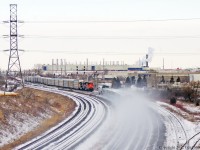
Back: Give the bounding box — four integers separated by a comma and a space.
5, 4, 24, 89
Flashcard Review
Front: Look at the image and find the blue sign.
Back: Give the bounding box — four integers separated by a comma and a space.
42, 66, 47, 71
128, 68, 143, 71
91, 66, 95, 71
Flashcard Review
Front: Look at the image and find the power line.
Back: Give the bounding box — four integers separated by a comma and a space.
25, 50, 146, 55
8, 50, 200, 55
2, 34, 200, 39
0, 20, 23, 23
1, 49, 200, 55
14, 35, 200, 39
1, 18, 200, 24
21, 18, 200, 23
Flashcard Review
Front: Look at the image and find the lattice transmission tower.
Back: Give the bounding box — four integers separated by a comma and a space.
5, 4, 23, 88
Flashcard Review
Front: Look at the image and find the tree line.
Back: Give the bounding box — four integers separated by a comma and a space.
112, 75, 147, 88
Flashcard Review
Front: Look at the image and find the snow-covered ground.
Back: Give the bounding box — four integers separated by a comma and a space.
101, 87, 200, 149
183, 105, 200, 114
2, 84, 199, 149
0, 112, 52, 147
0, 86, 74, 148
157, 101, 200, 148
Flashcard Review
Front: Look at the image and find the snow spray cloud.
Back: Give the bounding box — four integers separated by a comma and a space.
107, 88, 153, 125
77, 87, 165, 150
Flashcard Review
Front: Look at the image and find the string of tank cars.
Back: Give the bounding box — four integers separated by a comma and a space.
15, 84, 109, 150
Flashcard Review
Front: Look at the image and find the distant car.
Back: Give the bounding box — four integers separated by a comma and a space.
102, 85, 109, 88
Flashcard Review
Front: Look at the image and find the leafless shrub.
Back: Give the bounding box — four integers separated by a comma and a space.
180, 82, 199, 103
20, 88, 35, 100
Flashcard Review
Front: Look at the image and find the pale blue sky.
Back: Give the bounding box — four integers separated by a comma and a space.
0, 0, 200, 69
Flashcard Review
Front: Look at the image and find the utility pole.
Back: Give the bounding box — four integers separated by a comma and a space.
86, 58, 88, 71
52, 59, 54, 75
6, 4, 24, 89
163, 58, 165, 70
103, 58, 105, 80
61, 59, 63, 76
64, 59, 67, 76
56, 59, 58, 74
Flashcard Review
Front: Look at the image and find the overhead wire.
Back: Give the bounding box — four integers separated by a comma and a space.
1, 18, 200, 56
1, 18, 200, 40
21, 18, 200, 23
0, 18, 200, 24
21, 35, 200, 39
1, 49, 199, 56
2, 35, 200, 40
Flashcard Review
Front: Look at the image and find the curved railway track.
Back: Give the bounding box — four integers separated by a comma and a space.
155, 105, 188, 149
181, 131, 200, 150
158, 105, 200, 150
92, 98, 166, 150
15, 85, 109, 150
15, 85, 197, 150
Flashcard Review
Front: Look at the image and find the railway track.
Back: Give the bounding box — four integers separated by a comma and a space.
180, 131, 200, 150
158, 105, 200, 150
191, 138, 200, 150
95, 97, 165, 150
156, 105, 188, 149
15, 85, 194, 149
15, 85, 109, 150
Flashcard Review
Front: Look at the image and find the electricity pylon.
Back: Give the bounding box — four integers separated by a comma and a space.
5, 4, 24, 89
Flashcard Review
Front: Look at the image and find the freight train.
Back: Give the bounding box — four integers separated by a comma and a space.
24, 76, 94, 91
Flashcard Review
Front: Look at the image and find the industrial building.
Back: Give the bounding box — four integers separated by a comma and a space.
34, 59, 149, 74
32, 58, 200, 89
